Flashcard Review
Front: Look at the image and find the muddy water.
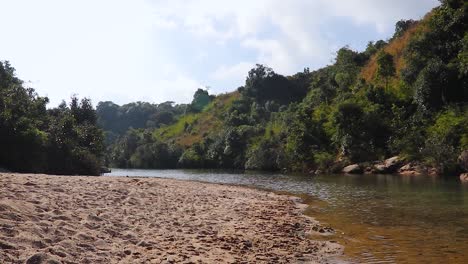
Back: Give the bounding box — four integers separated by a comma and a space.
107, 169, 468, 263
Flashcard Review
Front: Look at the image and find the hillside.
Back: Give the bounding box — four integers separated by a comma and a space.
101, 0, 467, 174
154, 92, 240, 147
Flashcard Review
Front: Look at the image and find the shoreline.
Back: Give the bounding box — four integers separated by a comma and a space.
0, 173, 343, 263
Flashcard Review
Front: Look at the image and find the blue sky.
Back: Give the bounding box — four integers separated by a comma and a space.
0, 0, 439, 106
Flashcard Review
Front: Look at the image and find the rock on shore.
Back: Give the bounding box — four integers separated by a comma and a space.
342, 164, 362, 174
460, 173, 468, 182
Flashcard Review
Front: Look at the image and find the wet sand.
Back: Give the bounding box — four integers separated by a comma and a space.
0, 173, 342, 263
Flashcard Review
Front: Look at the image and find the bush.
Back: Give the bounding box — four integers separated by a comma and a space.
245, 139, 284, 171
178, 148, 205, 168
313, 152, 335, 171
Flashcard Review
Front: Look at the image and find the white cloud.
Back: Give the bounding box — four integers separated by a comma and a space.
0, 0, 439, 106
212, 62, 253, 82
241, 38, 295, 73
143, 74, 201, 104
152, 0, 437, 75
324, 0, 438, 33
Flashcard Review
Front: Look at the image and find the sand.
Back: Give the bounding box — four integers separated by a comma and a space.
0, 173, 343, 263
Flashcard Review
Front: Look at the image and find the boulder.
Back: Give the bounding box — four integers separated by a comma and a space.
374, 164, 387, 173
384, 156, 402, 171
373, 156, 402, 174
342, 164, 362, 174
460, 173, 468, 182
398, 162, 439, 176
399, 163, 412, 171
458, 150, 468, 172
398, 163, 422, 176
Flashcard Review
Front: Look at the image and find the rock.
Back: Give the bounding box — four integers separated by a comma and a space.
373, 156, 402, 174
100, 167, 111, 174
26, 253, 59, 264
428, 167, 439, 177
460, 173, 468, 182
374, 164, 387, 173
364, 166, 374, 174
398, 162, 427, 176
399, 163, 412, 172
243, 240, 253, 248
458, 150, 468, 172
342, 164, 362, 174
384, 156, 400, 166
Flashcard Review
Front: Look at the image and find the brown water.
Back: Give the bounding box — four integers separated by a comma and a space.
107, 169, 468, 263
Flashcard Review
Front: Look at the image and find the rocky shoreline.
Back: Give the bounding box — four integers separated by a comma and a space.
313, 150, 468, 182
0, 173, 343, 263
340, 156, 439, 176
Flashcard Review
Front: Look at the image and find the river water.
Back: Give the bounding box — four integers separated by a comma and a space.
106, 169, 468, 263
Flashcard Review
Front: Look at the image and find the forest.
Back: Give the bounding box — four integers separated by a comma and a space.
1, 0, 467, 176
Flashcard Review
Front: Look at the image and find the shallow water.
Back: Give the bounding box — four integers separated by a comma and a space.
106, 169, 468, 263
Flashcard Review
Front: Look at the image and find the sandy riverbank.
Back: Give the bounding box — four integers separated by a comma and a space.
0, 173, 342, 263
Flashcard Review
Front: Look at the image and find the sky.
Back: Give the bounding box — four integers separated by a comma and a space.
0, 0, 439, 107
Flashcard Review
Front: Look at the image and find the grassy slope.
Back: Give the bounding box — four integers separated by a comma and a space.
153, 91, 240, 147
360, 12, 433, 96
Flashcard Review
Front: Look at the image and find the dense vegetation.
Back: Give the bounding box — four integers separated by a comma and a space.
100, 1, 467, 175
0, 62, 104, 175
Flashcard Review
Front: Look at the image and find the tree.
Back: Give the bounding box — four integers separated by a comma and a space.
393, 19, 416, 39
242, 64, 302, 105
189, 88, 212, 112
376, 51, 396, 90
46, 97, 104, 175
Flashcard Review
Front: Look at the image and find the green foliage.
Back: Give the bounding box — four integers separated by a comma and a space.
245, 138, 285, 171
46, 96, 105, 175
313, 152, 335, 171
376, 51, 396, 89
241, 64, 307, 105
96, 100, 184, 143
0, 61, 104, 175
188, 88, 213, 112
393, 19, 417, 39
364, 40, 387, 58
428, 106, 468, 149
421, 105, 466, 173
329, 99, 391, 162
108, 129, 181, 169
402, 0, 467, 108
130, 142, 179, 169
178, 145, 206, 168
413, 59, 456, 111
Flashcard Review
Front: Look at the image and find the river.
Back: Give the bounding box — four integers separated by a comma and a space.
105, 169, 468, 263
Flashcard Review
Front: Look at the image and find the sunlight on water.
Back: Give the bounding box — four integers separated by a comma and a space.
106, 169, 468, 263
